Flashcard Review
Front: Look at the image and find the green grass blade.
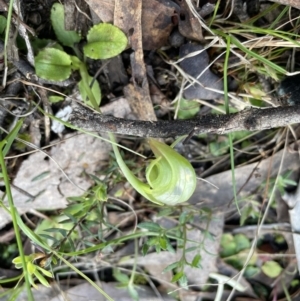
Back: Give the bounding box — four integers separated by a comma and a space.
1, 120, 23, 156
0, 120, 34, 301
224, 36, 239, 214
214, 29, 287, 75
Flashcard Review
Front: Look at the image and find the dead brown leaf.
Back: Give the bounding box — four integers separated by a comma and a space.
141, 0, 179, 50
114, 0, 156, 121
175, 0, 204, 42
85, 0, 178, 50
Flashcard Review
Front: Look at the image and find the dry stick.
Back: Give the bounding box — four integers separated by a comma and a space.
114, 0, 157, 122
69, 102, 300, 138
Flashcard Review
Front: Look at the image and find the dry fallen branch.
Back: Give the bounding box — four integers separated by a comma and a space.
69, 102, 300, 138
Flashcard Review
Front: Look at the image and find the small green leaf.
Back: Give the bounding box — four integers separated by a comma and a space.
261, 261, 282, 278
185, 246, 198, 253
159, 237, 167, 250
84, 23, 127, 59
44, 228, 68, 239
282, 178, 297, 186
12, 256, 23, 265
231, 130, 252, 141
0, 15, 7, 34
39, 234, 59, 242
28, 272, 38, 289
155, 244, 161, 253
178, 274, 188, 288
291, 279, 300, 288
64, 203, 85, 216
220, 241, 237, 258
78, 75, 101, 107
145, 237, 159, 246
27, 262, 36, 274
244, 265, 260, 278
138, 222, 161, 232
234, 234, 250, 252
113, 269, 129, 284
191, 254, 201, 268
220, 233, 237, 257
35, 48, 72, 81
177, 98, 200, 120
34, 269, 51, 287
49, 95, 64, 103
163, 261, 180, 273
2, 120, 23, 157
93, 183, 107, 201
172, 271, 184, 282
51, 3, 81, 47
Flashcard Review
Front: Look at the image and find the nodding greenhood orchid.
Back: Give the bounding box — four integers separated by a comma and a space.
111, 134, 197, 206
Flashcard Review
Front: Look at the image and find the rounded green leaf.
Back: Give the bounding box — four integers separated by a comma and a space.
84, 23, 128, 59
35, 48, 72, 81
261, 261, 282, 278
51, 3, 81, 47
234, 234, 250, 252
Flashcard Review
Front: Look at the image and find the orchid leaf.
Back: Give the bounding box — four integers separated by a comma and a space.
84, 23, 127, 59
35, 48, 72, 81
50, 3, 81, 47
110, 134, 196, 206
262, 261, 282, 278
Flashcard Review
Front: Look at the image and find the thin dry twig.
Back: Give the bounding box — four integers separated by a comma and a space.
69, 102, 300, 138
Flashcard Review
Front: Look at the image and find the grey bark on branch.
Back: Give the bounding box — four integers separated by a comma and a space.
68, 102, 300, 138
